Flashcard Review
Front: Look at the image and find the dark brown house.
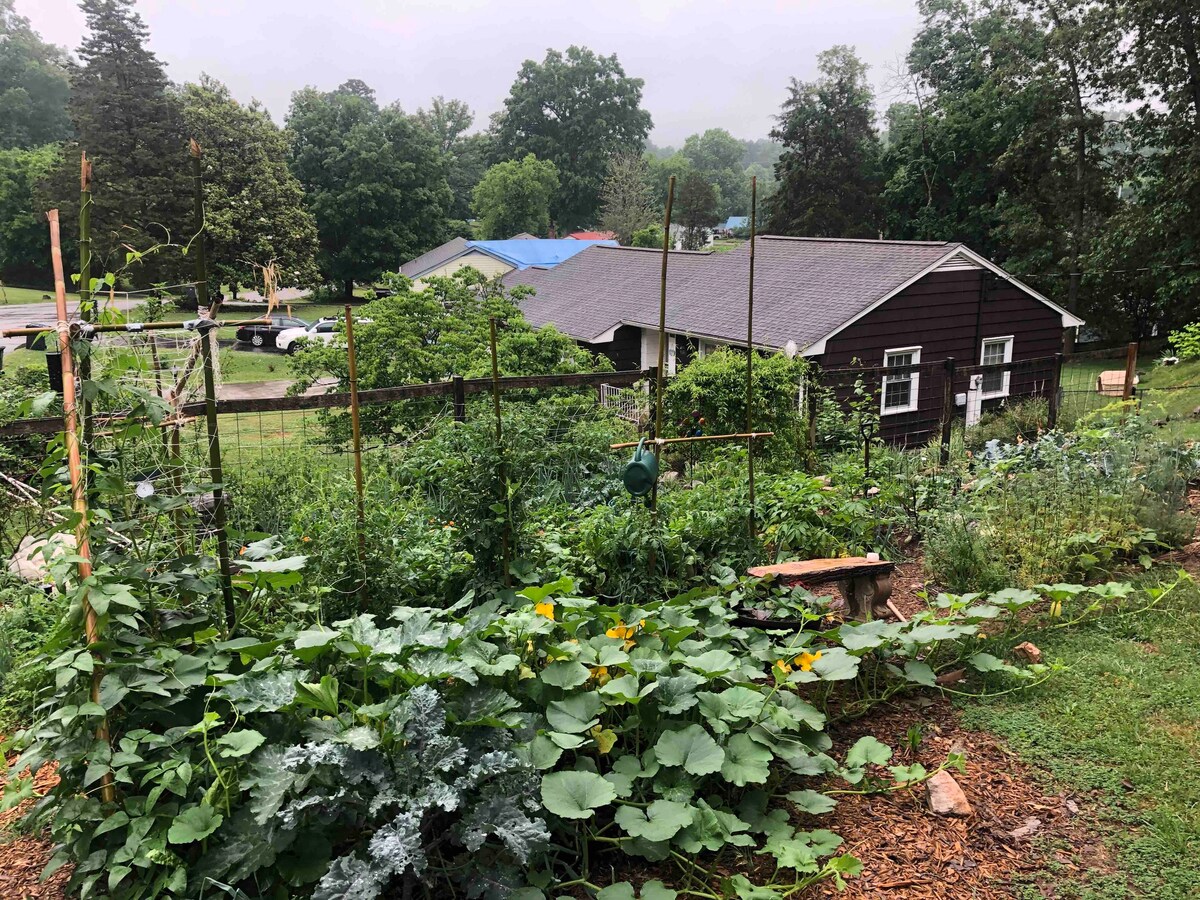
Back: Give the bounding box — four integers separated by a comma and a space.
502, 237, 1083, 444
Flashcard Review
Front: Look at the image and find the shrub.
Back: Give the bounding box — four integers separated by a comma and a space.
963, 398, 1049, 453
1168, 321, 1200, 360
0, 574, 61, 732
665, 348, 807, 461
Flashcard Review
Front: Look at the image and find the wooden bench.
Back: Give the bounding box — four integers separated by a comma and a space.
1096, 370, 1137, 398
747, 557, 895, 621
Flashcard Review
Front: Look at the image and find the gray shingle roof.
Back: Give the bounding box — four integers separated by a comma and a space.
503, 236, 961, 351
400, 236, 469, 278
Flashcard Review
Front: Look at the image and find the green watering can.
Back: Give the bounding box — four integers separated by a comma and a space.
622, 437, 659, 497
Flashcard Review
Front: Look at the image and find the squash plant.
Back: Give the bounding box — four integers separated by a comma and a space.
7, 550, 1140, 898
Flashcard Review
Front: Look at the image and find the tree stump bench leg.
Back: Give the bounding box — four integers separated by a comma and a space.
838, 573, 893, 621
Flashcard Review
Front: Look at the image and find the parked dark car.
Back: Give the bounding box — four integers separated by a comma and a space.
235, 314, 310, 350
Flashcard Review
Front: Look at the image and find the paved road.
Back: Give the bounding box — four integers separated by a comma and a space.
0, 297, 137, 354
218, 376, 337, 401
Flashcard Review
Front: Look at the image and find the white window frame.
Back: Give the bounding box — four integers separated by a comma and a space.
979, 335, 1013, 399
880, 346, 921, 416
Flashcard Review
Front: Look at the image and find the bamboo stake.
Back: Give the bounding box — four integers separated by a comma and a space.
79, 153, 95, 460
1, 317, 269, 338
649, 177, 675, 580
48, 209, 115, 805
489, 317, 512, 587
746, 176, 757, 539
345, 306, 367, 597
610, 432, 775, 450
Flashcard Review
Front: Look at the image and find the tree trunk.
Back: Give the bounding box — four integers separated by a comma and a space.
1178, 2, 1200, 133
344, 279, 354, 300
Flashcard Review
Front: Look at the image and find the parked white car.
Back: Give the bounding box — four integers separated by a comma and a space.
276, 318, 339, 354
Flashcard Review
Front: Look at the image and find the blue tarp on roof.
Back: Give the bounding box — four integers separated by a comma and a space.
720, 216, 749, 230
467, 238, 617, 269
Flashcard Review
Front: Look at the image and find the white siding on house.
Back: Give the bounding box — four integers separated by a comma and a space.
413, 250, 514, 286
640, 328, 678, 374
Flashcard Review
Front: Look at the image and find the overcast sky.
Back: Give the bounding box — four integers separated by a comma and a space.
20, 0, 924, 147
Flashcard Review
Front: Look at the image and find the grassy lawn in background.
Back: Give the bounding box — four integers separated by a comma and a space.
1136, 357, 1200, 442
217, 346, 292, 383
960, 567, 1200, 900
0, 284, 53, 305
0, 348, 49, 375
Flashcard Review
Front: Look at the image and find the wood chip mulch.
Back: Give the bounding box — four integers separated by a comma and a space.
0, 750, 68, 900
798, 697, 1116, 899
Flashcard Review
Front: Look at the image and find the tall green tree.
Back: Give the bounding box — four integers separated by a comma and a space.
287, 80, 452, 298
675, 171, 719, 250
0, 143, 59, 284
1080, 0, 1200, 336
472, 153, 559, 240
0, 0, 71, 149
599, 152, 655, 244
768, 46, 882, 237
181, 76, 319, 293
414, 96, 490, 223
681, 128, 745, 218
492, 46, 652, 229
47, 0, 191, 285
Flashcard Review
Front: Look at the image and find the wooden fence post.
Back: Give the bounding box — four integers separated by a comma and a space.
940, 356, 956, 466
1048, 352, 1063, 429
1122, 342, 1138, 401
452, 375, 465, 422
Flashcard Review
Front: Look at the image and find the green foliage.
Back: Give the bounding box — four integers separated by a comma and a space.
599, 151, 656, 244
47, 0, 192, 287
1168, 322, 1200, 360
925, 422, 1195, 591
0, 574, 59, 732
665, 348, 807, 458
413, 97, 490, 222
180, 75, 319, 290
286, 80, 452, 297
681, 128, 753, 219
962, 398, 1050, 453
492, 46, 653, 228
472, 153, 560, 239
768, 46, 882, 238
675, 171, 719, 250
289, 269, 604, 441
631, 224, 663, 248
0, 143, 59, 284
0, 0, 71, 150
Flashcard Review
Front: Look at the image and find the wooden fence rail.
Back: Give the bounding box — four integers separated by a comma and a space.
0, 368, 647, 438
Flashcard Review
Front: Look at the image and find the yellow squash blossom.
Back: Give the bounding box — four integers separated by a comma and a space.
795, 650, 823, 672
589, 665, 610, 685
605, 619, 646, 640
774, 659, 793, 675
535, 601, 555, 621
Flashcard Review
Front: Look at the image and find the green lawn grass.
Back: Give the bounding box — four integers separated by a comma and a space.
960, 567, 1200, 899
217, 347, 292, 383
0, 284, 53, 305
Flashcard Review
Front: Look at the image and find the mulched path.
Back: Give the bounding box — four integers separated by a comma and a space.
0, 754, 68, 900
800, 697, 1113, 899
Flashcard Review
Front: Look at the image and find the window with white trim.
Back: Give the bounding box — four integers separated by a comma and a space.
980, 336, 1013, 397
881, 346, 921, 415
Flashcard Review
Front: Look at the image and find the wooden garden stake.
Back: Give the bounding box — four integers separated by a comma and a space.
345, 306, 367, 594
198, 324, 235, 633
47, 209, 115, 805
79, 153, 95, 460
746, 176, 757, 539
489, 316, 512, 587
648, 176, 676, 578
